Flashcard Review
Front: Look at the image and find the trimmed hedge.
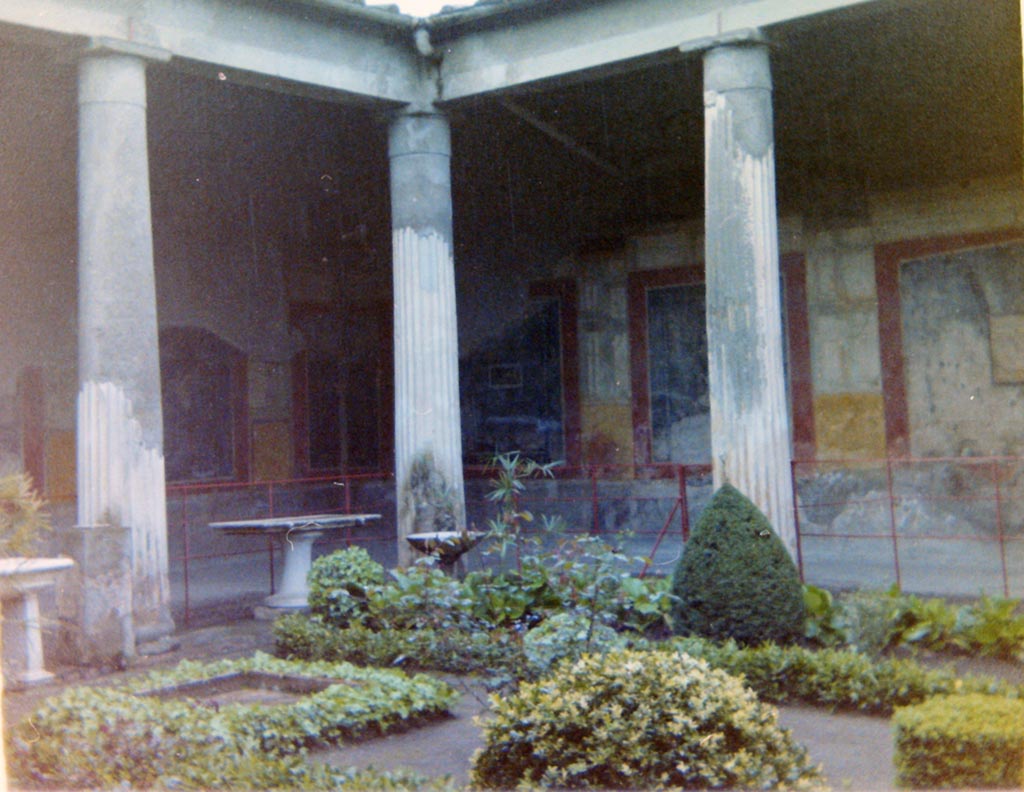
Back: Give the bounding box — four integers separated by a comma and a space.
274, 613, 528, 675
664, 635, 1016, 715
672, 484, 805, 646
471, 648, 823, 790
10, 653, 457, 790
894, 694, 1024, 788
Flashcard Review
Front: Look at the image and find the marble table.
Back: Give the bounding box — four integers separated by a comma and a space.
0, 556, 75, 686
210, 513, 380, 617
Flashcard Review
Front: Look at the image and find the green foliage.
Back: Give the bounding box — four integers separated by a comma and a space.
894, 694, 1024, 789
462, 561, 559, 627
824, 587, 1024, 661
307, 546, 385, 627
662, 634, 1015, 715
0, 471, 49, 556
671, 484, 805, 646
471, 648, 824, 790
802, 584, 845, 646
274, 613, 526, 676
522, 611, 630, 675
484, 451, 562, 570
11, 653, 457, 790
955, 594, 1024, 660
364, 561, 475, 631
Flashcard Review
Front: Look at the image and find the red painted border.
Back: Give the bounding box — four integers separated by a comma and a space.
18, 367, 45, 491
628, 256, 815, 464
874, 229, 1024, 457
782, 253, 816, 459
627, 266, 705, 467
528, 279, 582, 468
291, 349, 311, 476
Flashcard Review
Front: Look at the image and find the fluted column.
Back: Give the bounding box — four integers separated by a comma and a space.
703, 37, 796, 555
77, 41, 174, 645
389, 108, 466, 566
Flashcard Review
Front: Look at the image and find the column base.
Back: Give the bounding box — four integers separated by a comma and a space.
10, 668, 56, 689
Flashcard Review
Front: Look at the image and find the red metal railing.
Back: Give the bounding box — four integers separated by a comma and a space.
165, 455, 1024, 624
792, 455, 1024, 598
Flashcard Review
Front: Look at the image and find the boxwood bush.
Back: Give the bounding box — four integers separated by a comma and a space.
471, 648, 823, 790
671, 484, 805, 646
894, 694, 1024, 788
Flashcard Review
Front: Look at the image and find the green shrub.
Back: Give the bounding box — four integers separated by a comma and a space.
955, 594, 1024, 660
832, 586, 913, 657
894, 694, 1024, 788
663, 634, 1017, 715
522, 611, 629, 675
671, 484, 805, 645
274, 613, 526, 676
307, 546, 385, 627
364, 562, 475, 631
471, 648, 823, 790
10, 653, 456, 789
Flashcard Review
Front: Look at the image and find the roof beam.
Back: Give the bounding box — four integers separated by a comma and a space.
0, 0, 424, 104
438, 0, 886, 100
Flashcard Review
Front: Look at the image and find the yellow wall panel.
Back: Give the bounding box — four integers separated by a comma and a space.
252, 421, 293, 482
814, 392, 886, 459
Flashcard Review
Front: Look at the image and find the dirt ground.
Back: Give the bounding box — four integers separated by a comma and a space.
4, 617, 901, 790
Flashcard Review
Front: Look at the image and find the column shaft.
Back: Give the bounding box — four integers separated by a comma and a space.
703, 40, 797, 554
389, 110, 466, 566
77, 49, 173, 643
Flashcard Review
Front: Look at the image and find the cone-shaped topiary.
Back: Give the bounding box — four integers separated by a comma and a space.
671, 483, 805, 645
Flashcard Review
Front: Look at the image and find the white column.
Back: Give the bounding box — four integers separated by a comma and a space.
703, 36, 797, 554
77, 40, 174, 645
389, 108, 466, 566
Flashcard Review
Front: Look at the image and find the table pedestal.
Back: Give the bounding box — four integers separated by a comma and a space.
255, 529, 324, 619
209, 514, 381, 620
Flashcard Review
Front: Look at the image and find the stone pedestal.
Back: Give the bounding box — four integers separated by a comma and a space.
0, 556, 74, 687
703, 36, 797, 554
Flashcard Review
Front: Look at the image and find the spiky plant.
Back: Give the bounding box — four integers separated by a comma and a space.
0, 472, 49, 556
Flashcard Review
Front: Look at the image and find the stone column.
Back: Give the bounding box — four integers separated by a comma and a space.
389, 108, 466, 566
703, 36, 797, 555
76, 40, 175, 649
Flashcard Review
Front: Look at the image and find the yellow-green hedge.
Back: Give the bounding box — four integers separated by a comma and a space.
894, 694, 1024, 788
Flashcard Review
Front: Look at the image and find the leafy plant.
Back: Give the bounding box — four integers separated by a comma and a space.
307, 546, 385, 627
671, 484, 806, 645
0, 471, 49, 556
954, 594, 1024, 660
802, 584, 846, 647
483, 451, 561, 570
471, 648, 824, 790
521, 611, 629, 675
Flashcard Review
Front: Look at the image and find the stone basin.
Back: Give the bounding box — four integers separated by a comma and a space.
0, 556, 74, 597
406, 530, 484, 564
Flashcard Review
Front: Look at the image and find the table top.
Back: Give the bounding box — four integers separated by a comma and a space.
210, 513, 381, 534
